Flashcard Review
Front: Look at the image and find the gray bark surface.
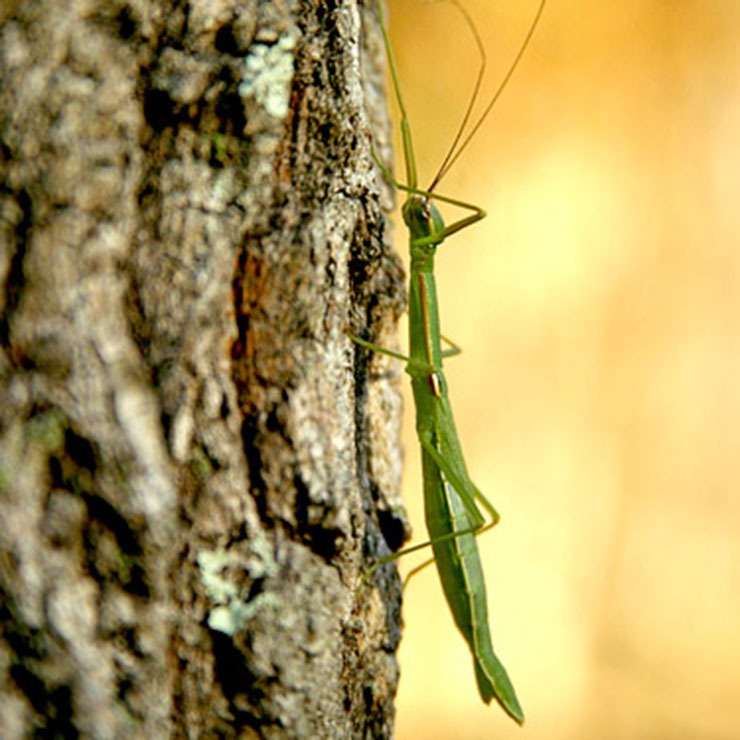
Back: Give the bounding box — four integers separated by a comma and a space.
0, 1, 408, 737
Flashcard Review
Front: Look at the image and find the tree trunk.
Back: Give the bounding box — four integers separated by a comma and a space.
0, 1, 408, 738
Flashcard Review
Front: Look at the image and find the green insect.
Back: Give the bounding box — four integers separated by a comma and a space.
350, 0, 546, 724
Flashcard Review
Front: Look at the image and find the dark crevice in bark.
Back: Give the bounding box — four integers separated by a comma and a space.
0, 189, 32, 355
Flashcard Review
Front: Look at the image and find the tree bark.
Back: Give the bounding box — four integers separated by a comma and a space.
0, 1, 408, 738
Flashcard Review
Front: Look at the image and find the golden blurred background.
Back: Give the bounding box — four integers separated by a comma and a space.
381, 1, 740, 738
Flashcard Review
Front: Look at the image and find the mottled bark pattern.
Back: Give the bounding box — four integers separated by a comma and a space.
0, 1, 408, 738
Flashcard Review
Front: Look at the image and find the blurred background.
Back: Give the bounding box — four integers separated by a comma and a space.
380, 1, 740, 738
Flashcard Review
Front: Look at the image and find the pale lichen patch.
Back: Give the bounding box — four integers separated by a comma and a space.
238, 34, 297, 119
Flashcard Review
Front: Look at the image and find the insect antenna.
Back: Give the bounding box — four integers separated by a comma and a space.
428, 0, 547, 193
427, 0, 486, 193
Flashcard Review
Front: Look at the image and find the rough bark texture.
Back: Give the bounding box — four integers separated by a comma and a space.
0, 1, 408, 738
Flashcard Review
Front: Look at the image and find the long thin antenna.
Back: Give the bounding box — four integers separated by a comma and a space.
427, 0, 487, 194
429, 0, 547, 192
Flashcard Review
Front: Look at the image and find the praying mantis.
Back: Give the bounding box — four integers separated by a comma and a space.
350, 0, 546, 724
